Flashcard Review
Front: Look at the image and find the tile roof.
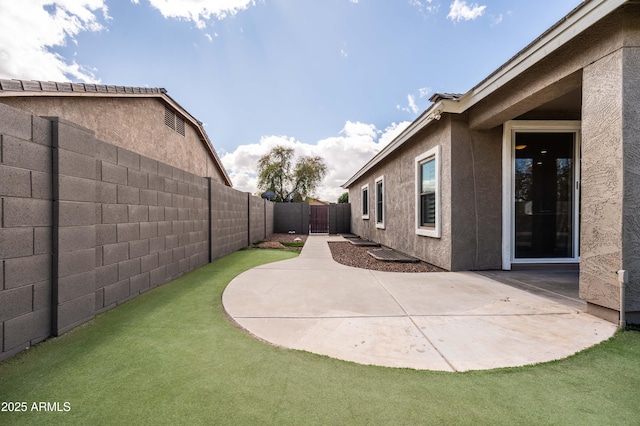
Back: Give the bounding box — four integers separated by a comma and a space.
0, 78, 165, 95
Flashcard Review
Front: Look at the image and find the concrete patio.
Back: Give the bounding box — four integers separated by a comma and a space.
222, 236, 617, 372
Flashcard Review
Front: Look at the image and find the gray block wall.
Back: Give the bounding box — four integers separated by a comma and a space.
274, 202, 351, 235
92, 137, 210, 316
329, 203, 351, 234
249, 195, 268, 244
52, 118, 98, 335
274, 203, 310, 234
0, 105, 53, 360
0, 103, 275, 361
210, 181, 249, 260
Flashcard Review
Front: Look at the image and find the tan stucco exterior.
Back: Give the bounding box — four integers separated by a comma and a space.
0, 95, 228, 185
345, 1, 640, 324
348, 115, 502, 272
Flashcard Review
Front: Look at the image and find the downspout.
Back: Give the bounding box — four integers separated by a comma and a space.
617, 269, 627, 328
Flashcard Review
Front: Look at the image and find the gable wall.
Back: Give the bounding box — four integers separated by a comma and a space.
0, 97, 226, 184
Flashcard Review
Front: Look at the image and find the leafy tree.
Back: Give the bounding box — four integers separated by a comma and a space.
257, 145, 328, 202
338, 192, 349, 203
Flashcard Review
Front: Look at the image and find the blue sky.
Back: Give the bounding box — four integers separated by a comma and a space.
0, 0, 583, 201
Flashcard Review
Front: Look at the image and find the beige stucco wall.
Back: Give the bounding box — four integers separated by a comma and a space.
348, 5, 640, 321
622, 45, 640, 321
0, 96, 226, 184
350, 117, 453, 270
450, 115, 503, 271
348, 114, 503, 272
580, 49, 624, 317
580, 10, 640, 321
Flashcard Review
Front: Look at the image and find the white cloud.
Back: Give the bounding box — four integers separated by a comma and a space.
418, 87, 432, 98
0, 1, 109, 82
139, 0, 257, 29
397, 94, 420, 114
447, 0, 486, 22
221, 120, 411, 202
409, 0, 438, 15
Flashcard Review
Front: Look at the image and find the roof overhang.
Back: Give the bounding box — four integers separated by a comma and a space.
342, 0, 628, 188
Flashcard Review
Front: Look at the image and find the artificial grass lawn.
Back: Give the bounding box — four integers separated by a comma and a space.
1, 249, 639, 425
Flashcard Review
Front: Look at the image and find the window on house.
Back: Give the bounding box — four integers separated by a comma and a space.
361, 184, 369, 219
375, 176, 384, 229
415, 146, 440, 238
164, 106, 186, 136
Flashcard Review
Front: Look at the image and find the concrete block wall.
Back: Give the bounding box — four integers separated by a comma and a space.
1, 103, 273, 361
209, 182, 273, 260
249, 195, 268, 245
92, 137, 210, 316
274, 203, 350, 235
52, 118, 98, 335
274, 203, 310, 234
210, 181, 249, 260
265, 201, 274, 237
329, 204, 351, 234
0, 104, 53, 359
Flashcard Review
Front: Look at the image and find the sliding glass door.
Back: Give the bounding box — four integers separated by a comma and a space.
503, 122, 580, 268
514, 132, 575, 258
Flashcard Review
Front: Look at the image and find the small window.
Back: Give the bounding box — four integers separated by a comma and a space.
361, 184, 369, 219
415, 146, 440, 238
375, 175, 384, 229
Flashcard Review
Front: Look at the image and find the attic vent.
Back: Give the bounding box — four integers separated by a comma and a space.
164, 106, 185, 136
164, 107, 175, 129
176, 116, 185, 136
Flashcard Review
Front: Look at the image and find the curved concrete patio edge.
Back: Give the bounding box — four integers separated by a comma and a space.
222, 235, 617, 372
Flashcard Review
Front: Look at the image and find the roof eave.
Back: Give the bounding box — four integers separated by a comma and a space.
342, 101, 447, 188
455, 0, 628, 113
342, 0, 628, 188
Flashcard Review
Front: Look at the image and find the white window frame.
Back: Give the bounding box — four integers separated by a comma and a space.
415, 145, 441, 238
375, 175, 385, 229
502, 120, 581, 270
361, 184, 369, 220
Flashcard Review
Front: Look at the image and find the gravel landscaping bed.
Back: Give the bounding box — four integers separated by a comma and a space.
253, 233, 308, 249
328, 241, 444, 273
255, 234, 442, 272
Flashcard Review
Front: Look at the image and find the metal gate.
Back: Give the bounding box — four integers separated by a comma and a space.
310, 205, 329, 233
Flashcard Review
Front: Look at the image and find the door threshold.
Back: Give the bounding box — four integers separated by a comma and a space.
510, 263, 579, 271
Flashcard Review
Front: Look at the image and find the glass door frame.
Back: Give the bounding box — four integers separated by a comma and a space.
502, 120, 581, 270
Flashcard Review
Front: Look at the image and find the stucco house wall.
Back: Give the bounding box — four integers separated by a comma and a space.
0, 96, 226, 184
449, 116, 503, 271
348, 115, 502, 272
344, 1, 640, 324
350, 117, 454, 271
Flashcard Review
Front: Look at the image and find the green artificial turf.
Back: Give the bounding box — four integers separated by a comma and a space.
1, 248, 639, 425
